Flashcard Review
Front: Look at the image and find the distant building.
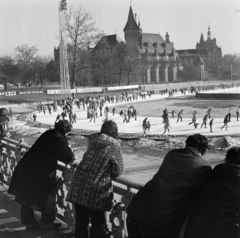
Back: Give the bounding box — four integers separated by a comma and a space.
177, 26, 223, 78
124, 6, 179, 83
93, 34, 124, 51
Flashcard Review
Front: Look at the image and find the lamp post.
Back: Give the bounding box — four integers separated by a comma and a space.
230, 65, 232, 82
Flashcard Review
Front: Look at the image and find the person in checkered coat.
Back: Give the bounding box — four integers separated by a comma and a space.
66, 120, 124, 238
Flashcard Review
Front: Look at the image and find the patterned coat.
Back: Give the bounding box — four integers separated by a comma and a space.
0, 115, 9, 140
66, 133, 124, 211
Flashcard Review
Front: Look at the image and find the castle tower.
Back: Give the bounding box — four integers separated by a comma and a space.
199, 33, 205, 45
207, 25, 211, 39
123, 6, 142, 45
165, 32, 170, 43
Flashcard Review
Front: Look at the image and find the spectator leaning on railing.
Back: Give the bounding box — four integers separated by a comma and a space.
126, 134, 212, 238
184, 147, 240, 238
8, 120, 76, 232
66, 120, 124, 238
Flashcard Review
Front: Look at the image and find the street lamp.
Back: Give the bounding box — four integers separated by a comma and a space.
230, 65, 232, 82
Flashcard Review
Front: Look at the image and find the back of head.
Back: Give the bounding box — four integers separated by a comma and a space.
225, 147, 240, 165
0, 108, 9, 121
186, 134, 208, 155
0, 108, 9, 117
100, 120, 118, 139
55, 120, 72, 135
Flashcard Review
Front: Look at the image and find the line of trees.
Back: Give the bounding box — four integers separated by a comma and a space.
0, 44, 56, 91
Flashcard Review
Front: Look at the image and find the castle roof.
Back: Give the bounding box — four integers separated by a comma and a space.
124, 6, 140, 32
94, 34, 124, 51
139, 33, 165, 50
177, 48, 207, 56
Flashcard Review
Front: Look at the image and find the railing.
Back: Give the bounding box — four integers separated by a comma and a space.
0, 137, 142, 238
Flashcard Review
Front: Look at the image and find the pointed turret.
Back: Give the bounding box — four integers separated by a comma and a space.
123, 6, 140, 32
199, 33, 204, 44
207, 25, 211, 39
124, 6, 141, 45
165, 32, 170, 43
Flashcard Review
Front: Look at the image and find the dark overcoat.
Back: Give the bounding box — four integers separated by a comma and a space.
127, 147, 212, 237
184, 163, 240, 238
8, 129, 74, 211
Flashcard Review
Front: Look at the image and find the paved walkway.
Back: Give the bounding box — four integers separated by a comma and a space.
35, 92, 240, 137
0, 185, 73, 238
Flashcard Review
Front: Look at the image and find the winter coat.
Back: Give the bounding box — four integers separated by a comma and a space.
8, 129, 74, 211
0, 115, 9, 140
184, 163, 240, 238
127, 147, 212, 237
66, 133, 124, 211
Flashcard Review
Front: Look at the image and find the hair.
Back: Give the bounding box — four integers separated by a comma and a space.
225, 147, 240, 165
100, 120, 118, 139
186, 134, 209, 155
0, 108, 9, 121
0, 108, 9, 117
54, 120, 72, 135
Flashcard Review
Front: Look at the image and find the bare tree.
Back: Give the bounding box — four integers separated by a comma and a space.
32, 56, 52, 88
112, 43, 126, 86
63, 6, 102, 88
0, 56, 18, 91
15, 44, 38, 86
123, 44, 142, 85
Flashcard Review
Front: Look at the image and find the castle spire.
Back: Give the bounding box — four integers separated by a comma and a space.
165, 32, 170, 43
207, 25, 211, 39
123, 6, 140, 32
200, 33, 204, 43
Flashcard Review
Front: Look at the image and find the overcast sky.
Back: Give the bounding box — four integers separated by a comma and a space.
0, 0, 240, 58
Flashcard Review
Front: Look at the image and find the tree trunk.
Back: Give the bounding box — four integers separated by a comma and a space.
71, 62, 75, 89
118, 75, 121, 86
127, 73, 130, 85
101, 75, 103, 87
4, 78, 7, 92
40, 76, 43, 89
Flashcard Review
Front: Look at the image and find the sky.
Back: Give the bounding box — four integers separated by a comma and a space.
0, 0, 240, 58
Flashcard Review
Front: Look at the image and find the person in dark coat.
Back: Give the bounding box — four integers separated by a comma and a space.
8, 120, 76, 231
184, 147, 240, 238
126, 134, 212, 238
221, 113, 230, 131
142, 118, 148, 134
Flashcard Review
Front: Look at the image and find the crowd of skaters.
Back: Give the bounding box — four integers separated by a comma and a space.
34, 90, 154, 124
33, 82, 240, 134
158, 105, 240, 135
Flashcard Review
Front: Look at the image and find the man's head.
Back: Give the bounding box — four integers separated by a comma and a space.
100, 120, 118, 139
186, 134, 208, 155
225, 147, 240, 165
0, 108, 9, 117
0, 108, 9, 121
55, 120, 72, 135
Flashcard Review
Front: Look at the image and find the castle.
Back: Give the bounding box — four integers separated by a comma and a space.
123, 6, 222, 82
177, 26, 223, 78
54, 5, 223, 84
123, 6, 179, 83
